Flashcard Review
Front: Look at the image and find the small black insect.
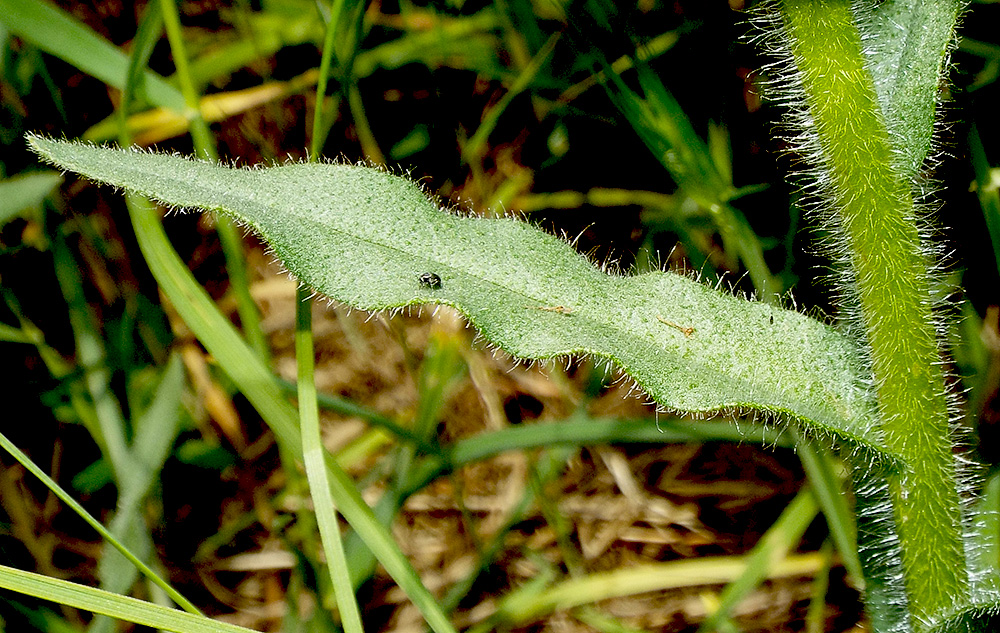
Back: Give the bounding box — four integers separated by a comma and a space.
418, 272, 442, 289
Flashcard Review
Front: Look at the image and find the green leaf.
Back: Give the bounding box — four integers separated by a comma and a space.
0, 171, 62, 224
0, 564, 253, 633
0, 0, 184, 111
857, 0, 964, 178
95, 354, 186, 632
26, 134, 890, 462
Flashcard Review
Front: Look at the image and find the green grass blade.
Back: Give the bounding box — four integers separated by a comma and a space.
604, 63, 781, 298
92, 354, 187, 633
117, 192, 456, 633
696, 487, 819, 632
0, 286, 73, 376
970, 125, 1000, 278
0, 431, 202, 616
794, 433, 863, 587
50, 224, 134, 483
156, 0, 269, 362
398, 329, 468, 480
26, 136, 891, 466
52, 213, 169, 631
158, 0, 214, 159
0, 171, 62, 224
490, 552, 826, 626
119, 1, 163, 131
310, 0, 349, 158
296, 288, 365, 633
443, 416, 790, 471
0, 0, 184, 110
805, 541, 834, 633
351, 10, 501, 79
339, 413, 792, 594
0, 565, 251, 633
462, 32, 560, 163
970, 472, 1000, 596
130, 355, 186, 472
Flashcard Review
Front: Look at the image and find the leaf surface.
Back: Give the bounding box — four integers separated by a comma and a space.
28, 135, 889, 460
858, 0, 964, 178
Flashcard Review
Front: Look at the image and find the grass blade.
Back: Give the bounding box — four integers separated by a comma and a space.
0, 0, 183, 110
0, 430, 202, 616
118, 192, 457, 633
296, 287, 365, 633
0, 565, 251, 633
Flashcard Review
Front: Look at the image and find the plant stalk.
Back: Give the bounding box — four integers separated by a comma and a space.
779, 0, 966, 623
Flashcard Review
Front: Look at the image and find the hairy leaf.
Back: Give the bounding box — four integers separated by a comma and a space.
930, 603, 1000, 633
857, 0, 964, 178
27, 135, 890, 460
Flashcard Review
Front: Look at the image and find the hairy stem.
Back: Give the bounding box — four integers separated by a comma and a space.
779, 0, 966, 622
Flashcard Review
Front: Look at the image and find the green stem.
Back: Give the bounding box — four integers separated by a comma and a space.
779, 0, 965, 622
157, 0, 214, 160
296, 287, 365, 633
310, 0, 347, 158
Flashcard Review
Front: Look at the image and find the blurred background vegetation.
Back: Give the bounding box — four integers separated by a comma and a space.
1, 0, 998, 631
